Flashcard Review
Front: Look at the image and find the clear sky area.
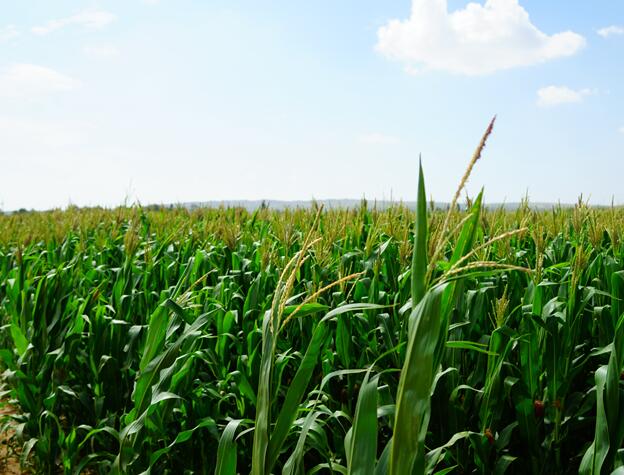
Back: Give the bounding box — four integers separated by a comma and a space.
1, 0, 623, 210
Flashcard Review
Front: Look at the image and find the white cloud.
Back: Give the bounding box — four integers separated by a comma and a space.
598, 25, 624, 38
0, 64, 80, 99
619, 126, 624, 135
360, 133, 400, 145
536, 85, 595, 107
0, 25, 19, 43
32, 10, 115, 35
376, 0, 586, 75
83, 45, 120, 59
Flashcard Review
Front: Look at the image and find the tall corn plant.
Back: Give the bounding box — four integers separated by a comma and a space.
390, 118, 528, 474
250, 210, 379, 474
389, 160, 440, 475
251, 214, 321, 475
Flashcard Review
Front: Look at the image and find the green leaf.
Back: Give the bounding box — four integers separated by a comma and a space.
216, 419, 244, 475
10, 324, 29, 358
580, 365, 611, 474
347, 372, 379, 475
411, 159, 428, 306
267, 323, 329, 472
391, 284, 447, 475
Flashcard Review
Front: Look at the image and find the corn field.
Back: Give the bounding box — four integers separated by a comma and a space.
2, 134, 624, 473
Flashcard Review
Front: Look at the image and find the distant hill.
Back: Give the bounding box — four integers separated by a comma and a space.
3, 200, 591, 215
178, 199, 576, 212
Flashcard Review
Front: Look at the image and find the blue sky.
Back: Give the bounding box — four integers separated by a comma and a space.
1, 0, 623, 210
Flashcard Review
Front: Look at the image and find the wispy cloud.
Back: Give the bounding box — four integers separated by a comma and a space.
32, 10, 115, 35
0, 25, 19, 43
359, 133, 400, 145
0, 64, 79, 99
83, 45, 120, 59
619, 126, 624, 135
536, 85, 595, 107
376, 0, 585, 76
598, 25, 624, 38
